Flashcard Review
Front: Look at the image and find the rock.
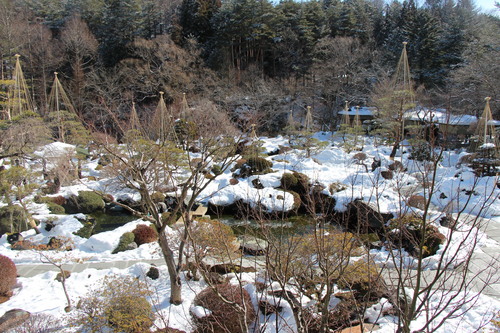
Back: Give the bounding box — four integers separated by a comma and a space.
251, 178, 264, 189
0, 309, 30, 332
208, 263, 257, 274
125, 242, 138, 251
371, 158, 381, 171
7, 233, 23, 245
407, 195, 426, 210
259, 300, 283, 315
388, 161, 405, 172
380, 170, 393, 180
55, 270, 71, 282
352, 152, 368, 162
11, 240, 36, 251
238, 236, 268, 256
229, 178, 239, 185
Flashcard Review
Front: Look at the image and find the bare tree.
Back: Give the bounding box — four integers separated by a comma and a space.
96, 98, 241, 305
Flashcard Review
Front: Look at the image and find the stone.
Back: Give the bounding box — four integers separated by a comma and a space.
381, 170, 393, 180
208, 263, 256, 274
407, 195, 426, 210
238, 236, 268, 256
0, 309, 30, 332
55, 270, 71, 282
125, 242, 138, 251
259, 300, 283, 315
7, 233, 23, 245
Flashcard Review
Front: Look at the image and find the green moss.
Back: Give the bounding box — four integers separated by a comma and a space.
112, 232, 136, 254
65, 191, 105, 214
246, 157, 273, 173
211, 165, 223, 176
280, 173, 298, 190
0, 205, 30, 235
47, 202, 66, 214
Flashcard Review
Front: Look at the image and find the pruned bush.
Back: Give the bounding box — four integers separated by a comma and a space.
74, 275, 153, 333
65, 191, 105, 214
112, 232, 136, 254
0, 254, 17, 296
132, 224, 158, 246
192, 283, 256, 333
0, 204, 30, 236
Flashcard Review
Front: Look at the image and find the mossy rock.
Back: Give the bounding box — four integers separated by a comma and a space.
161, 212, 181, 226
0, 205, 30, 236
112, 232, 136, 254
246, 157, 273, 173
280, 173, 298, 190
387, 215, 445, 257
64, 191, 105, 214
47, 202, 66, 214
211, 165, 223, 176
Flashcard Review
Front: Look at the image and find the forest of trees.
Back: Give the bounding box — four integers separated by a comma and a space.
0, 0, 499, 137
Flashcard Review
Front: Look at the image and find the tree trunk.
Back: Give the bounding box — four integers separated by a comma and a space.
158, 229, 183, 305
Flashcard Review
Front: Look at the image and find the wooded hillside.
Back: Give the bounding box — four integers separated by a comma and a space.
1, 0, 499, 136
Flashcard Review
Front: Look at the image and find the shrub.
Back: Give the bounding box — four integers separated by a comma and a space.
0, 254, 17, 296
146, 266, 160, 280
336, 259, 380, 296
106, 295, 153, 333
246, 156, 273, 173
192, 283, 256, 333
112, 232, 136, 254
6, 313, 60, 333
190, 218, 239, 261
0, 204, 29, 236
150, 192, 165, 204
75, 275, 153, 333
132, 224, 158, 246
65, 191, 105, 214
47, 202, 66, 214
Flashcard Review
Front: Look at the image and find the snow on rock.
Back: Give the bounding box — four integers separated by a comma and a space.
190, 305, 212, 318
33, 142, 76, 159
80, 219, 147, 252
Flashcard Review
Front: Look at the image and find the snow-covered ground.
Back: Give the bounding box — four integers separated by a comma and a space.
1, 135, 500, 332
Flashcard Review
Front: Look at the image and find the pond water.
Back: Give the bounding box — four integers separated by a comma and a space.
75, 210, 137, 238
